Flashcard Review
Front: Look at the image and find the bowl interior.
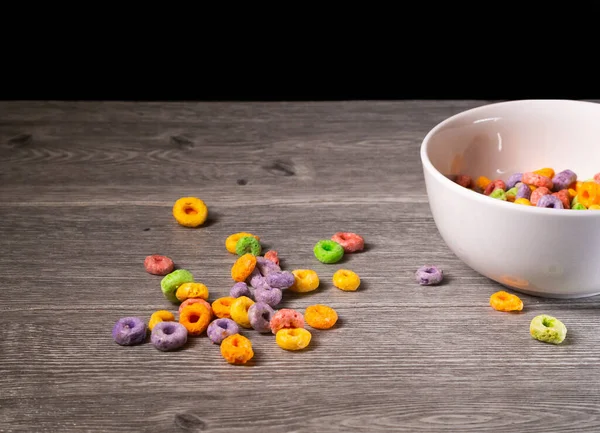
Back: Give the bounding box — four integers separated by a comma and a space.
425, 100, 600, 182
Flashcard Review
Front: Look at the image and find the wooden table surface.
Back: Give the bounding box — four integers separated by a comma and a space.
2, 100, 600, 433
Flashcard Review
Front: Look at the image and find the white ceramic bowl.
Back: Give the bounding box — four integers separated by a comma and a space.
420, 99, 600, 298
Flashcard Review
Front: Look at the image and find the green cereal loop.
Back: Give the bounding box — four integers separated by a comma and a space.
313, 240, 344, 264
530, 314, 567, 344
572, 203, 587, 210
572, 195, 580, 206
160, 269, 194, 303
490, 189, 507, 200
235, 236, 262, 256
506, 187, 518, 196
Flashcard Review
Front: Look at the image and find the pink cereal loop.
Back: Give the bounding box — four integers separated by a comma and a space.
530, 186, 551, 206
594, 172, 600, 184
331, 232, 365, 253
270, 308, 305, 334
522, 172, 553, 189
179, 298, 212, 314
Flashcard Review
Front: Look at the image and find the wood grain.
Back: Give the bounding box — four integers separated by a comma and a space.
2, 100, 600, 432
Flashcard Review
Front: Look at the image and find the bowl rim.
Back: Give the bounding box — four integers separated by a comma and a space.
420, 99, 600, 217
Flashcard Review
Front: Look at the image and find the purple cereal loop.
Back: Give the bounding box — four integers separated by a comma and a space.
254, 286, 283, 307
230, 282, 252, 298
536, 194, 564, 209
415, 265, 444, 286
112, 317, 147, 346
265, 271, 295, 289
551, 169, 577, 191
150, 321, 188, 351
207, 318, 240, 344
248, 268, 270, 290
506, 173, 523, 189
248, 302, 275, 333
256, 256, 281, 276
515, 182, 532, 200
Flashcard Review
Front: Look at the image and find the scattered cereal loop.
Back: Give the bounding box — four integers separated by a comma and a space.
333, 269, 361, 291
276, 328, 312, 351
530, 314, 567, 345
220, 334, 254, 364
489, 291, 523, 312
179, 303, 212, 336
172, 197, 208, 227
305, 304, 338, 330
144, 254, 174, 276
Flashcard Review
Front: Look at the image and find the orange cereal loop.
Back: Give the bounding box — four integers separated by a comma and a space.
225, 232, 260, 254
305, 304, 338, 330
489, 290, 523, 312
212, 297, 236, 319
476, 176, 492, 191
220, 334, 254, 364
231, 253, 257, 282
533, 167, 555, 179
576, 181, 600, 208
179, 303, 212, 336
175, 282, 209, 302
172, 197, 208, 228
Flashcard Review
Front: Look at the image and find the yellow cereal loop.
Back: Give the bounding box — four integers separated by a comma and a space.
589, 204, 600, 210
175, 282, 209, 302
332, 269, 361, 291
230, 296, 255, 328
568, 188, 578, 199
148, 310, 175, 331
276, 328, 312, 351
476, 176, 492, 191
225, 232, 260, 254
289, 269, 320, 293
533, 168, 555, 179
514, 198, 532, 206
172, 197, 208, 227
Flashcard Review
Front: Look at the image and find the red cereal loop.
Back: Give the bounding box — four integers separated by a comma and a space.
552, 189, 571, 209
530, 186, 550, 206
483, 180, 506, 196
264, 250, 280, 265
144, 254, 175, 276
522, 172, 553, 189
331, 232, 365, 253
454, 174, 472, 188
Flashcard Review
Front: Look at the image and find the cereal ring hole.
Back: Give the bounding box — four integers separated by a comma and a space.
262, 312, 271, 320
231, 338, 239, 347
542, 317, 554, 327
188, 314, 200, 324
163, 325, 175, 335
582, 191, 590, 200
184, 206, 198, 215
217, 322, 228, 329
322, 244, 334, 251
